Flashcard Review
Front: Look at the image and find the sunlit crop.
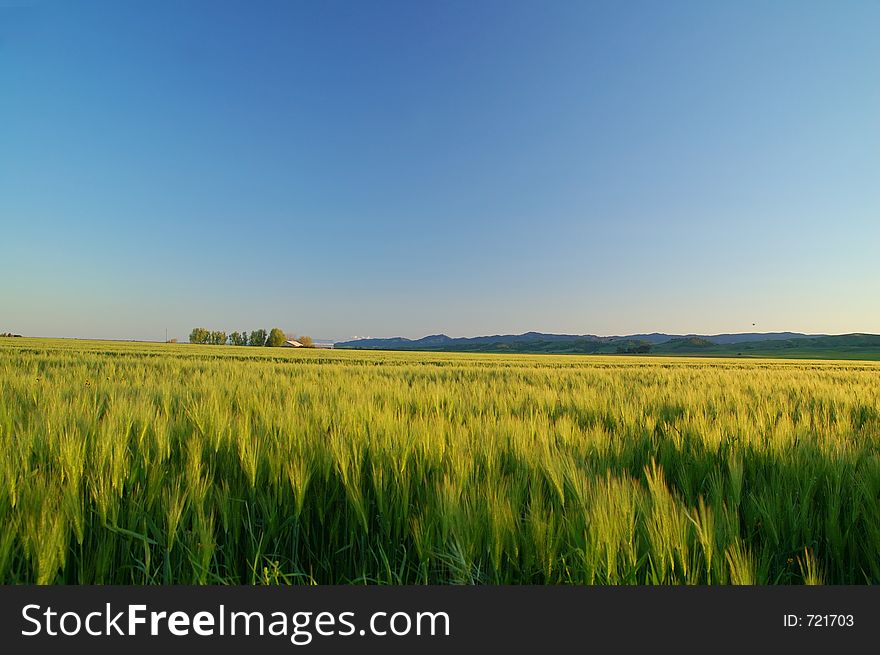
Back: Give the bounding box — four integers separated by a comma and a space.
1, 338, 878, 584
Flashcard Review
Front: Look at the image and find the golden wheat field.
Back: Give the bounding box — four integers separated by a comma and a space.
1, 338, 878, 584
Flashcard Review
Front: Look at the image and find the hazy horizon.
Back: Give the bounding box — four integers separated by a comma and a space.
7, 326, 867, 345
3, 1, 879, 342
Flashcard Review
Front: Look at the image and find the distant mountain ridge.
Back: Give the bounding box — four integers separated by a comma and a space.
336, 331, 821, 349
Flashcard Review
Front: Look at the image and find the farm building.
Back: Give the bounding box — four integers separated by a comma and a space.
283, 340, 303, 348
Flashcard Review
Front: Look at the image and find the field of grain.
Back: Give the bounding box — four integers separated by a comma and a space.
1, 338, 879, 584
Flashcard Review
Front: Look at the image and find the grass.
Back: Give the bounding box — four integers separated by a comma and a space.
1, 337, 879, 584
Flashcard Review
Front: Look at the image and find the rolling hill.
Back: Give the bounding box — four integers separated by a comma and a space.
335, 332, 880, 360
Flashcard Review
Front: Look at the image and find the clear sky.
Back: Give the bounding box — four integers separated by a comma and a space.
2, 0, 878, 342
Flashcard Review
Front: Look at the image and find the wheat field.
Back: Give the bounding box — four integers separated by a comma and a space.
1, 338, 878, 584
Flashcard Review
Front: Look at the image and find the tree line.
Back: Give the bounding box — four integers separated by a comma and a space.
188, 327, 314, 347
615, 343, 652, 354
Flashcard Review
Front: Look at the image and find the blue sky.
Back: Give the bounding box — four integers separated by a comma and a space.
2, 0, 878, 341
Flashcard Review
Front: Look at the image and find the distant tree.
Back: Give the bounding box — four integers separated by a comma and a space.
285, 332, 298, 342
228, 331, 244, 346
249, 329, 267, 347
615, 343, 652, 354
189, 327, 210, 344
241, 331, 249, 346
210, 330, 227, 345
168, 338, 178, 344
298, 335, 314, 348
266, 327, 286, 347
